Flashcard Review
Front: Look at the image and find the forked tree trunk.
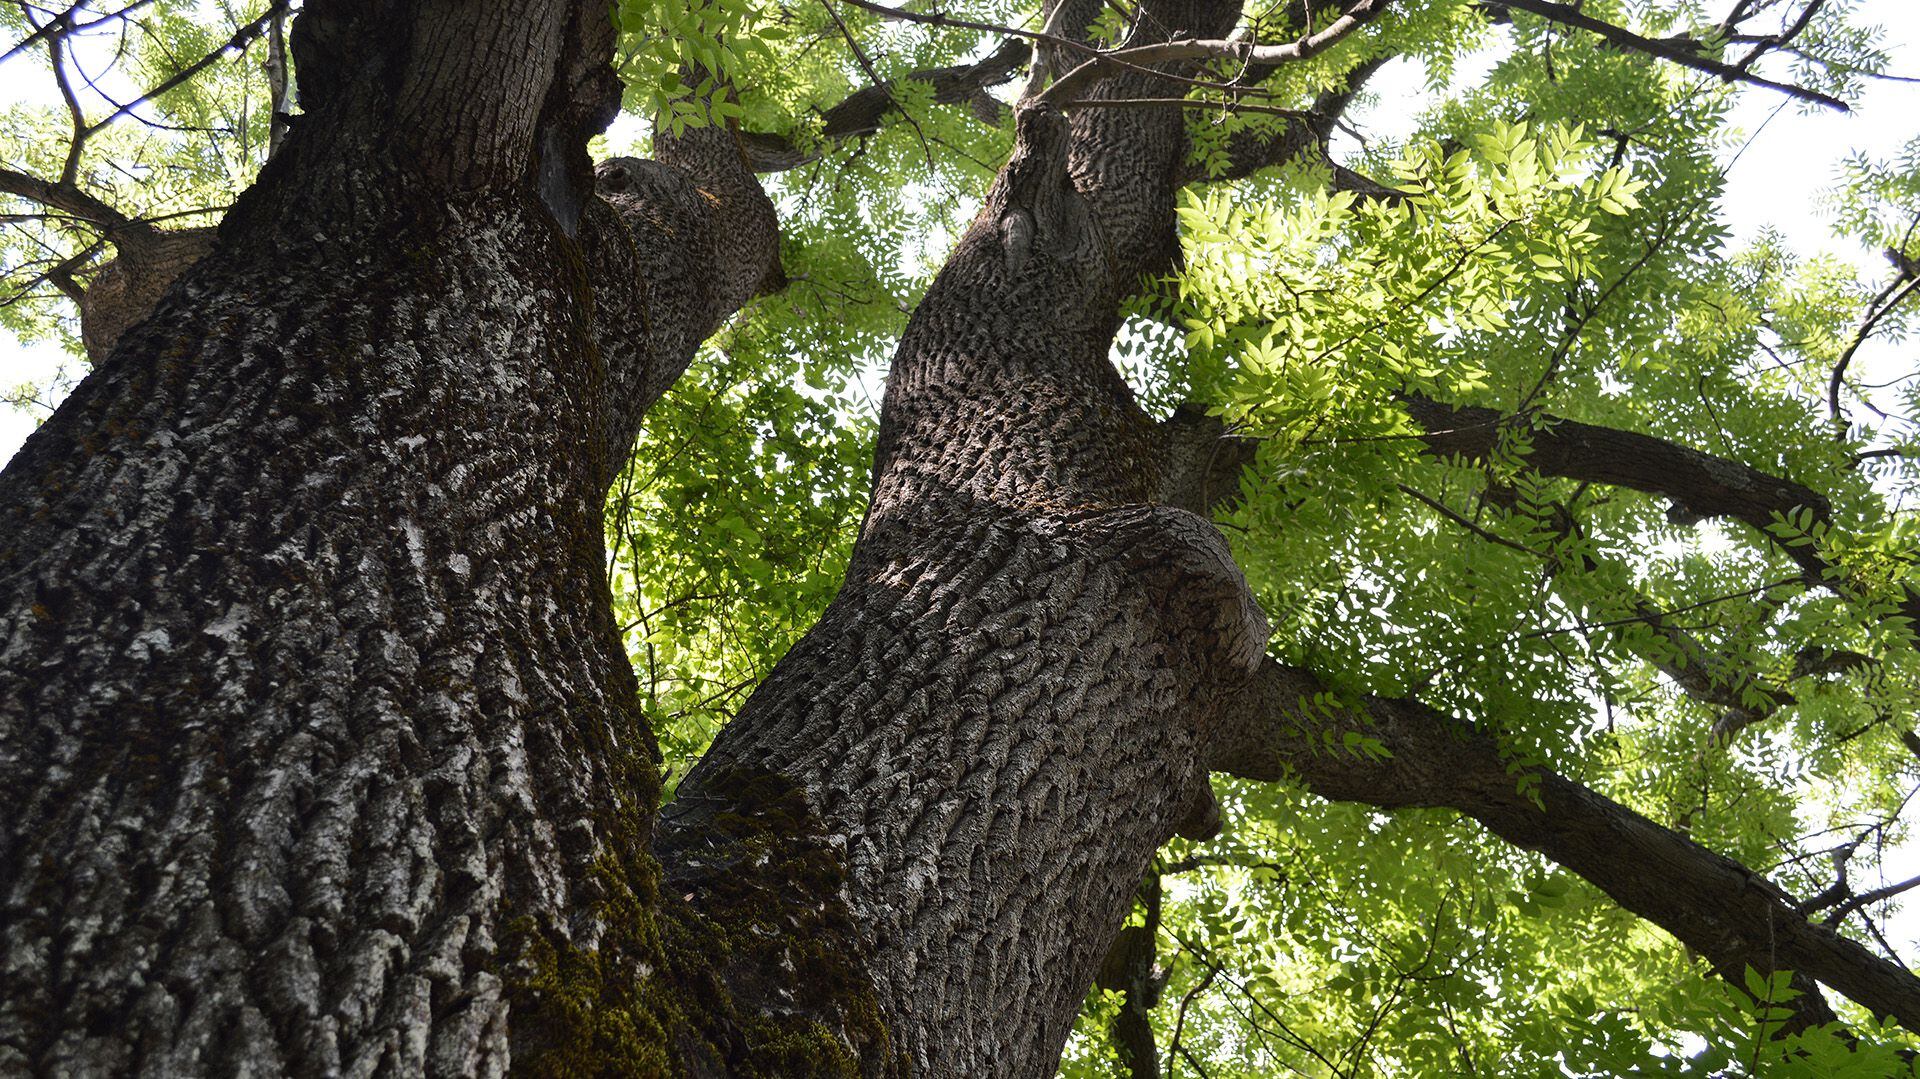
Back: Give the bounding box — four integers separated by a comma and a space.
8, 0, 1267, 1073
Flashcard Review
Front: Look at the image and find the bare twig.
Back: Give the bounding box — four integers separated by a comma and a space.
1037, 0, 1391, 106
79, 1, 285, 138
0, 0, 160, 68
1493, 0, 1848, 110
1829, 252, 1920, 431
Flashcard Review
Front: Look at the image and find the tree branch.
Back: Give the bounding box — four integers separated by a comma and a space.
739, 36, 1029, 172
1411, 480, 1794, 743
75, 1, 285, 138
0, 166, 146, 236
1401, 394, 1831, 547
1035, 0, 1392, 107
0, 0, 160, 68
1399, 394, 1920, 649
1489, 0, 1848, 111
1209, 657, 1920, 1032
1173, 55, 1397, 186
1829, 255, 1920, 429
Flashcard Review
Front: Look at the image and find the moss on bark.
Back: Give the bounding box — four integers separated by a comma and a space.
506, 767, 899, 1076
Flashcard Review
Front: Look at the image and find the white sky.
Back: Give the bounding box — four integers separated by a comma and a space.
1, 0, 1919, 976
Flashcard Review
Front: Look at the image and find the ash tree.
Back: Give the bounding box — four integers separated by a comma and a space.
4, 0, 1920, 1074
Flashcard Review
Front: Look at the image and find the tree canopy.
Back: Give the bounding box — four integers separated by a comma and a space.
5, 0, 1920, 1074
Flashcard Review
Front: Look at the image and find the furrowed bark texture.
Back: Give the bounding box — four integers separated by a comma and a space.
664, 3, 1263, 1074
0, 3, 820, 1073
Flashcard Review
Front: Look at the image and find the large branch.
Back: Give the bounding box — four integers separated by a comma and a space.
0, 164, 223, 361
1209, 658, 1920, 1033
0, 166, 149, 237
1401, 394, 1920, 646
1402, 395, 1834, 533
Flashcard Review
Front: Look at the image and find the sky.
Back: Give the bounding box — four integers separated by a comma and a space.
2, 0, 1920, 960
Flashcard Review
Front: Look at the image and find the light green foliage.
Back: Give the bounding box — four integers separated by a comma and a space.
616, 0, 761, 133
605, 319, 874, 794
1067, 1, 1920, 1073
7, 0, 1920, 1073
0, 1, 281, 350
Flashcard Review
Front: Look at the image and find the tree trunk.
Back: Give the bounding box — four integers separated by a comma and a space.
664, 3, 1261, 1073
0, 2, 844, 1073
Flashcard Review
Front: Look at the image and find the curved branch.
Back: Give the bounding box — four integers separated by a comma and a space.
740, 36, 1029, 172
1400, 394, 1920, 647
1829, 262, 1920, 428
1209, 657, 1920, 1033
1489, 0, 1847, 110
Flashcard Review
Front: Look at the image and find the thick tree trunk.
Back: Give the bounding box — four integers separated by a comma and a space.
664, 4, 1259, 1073
0, 3, 838, 1074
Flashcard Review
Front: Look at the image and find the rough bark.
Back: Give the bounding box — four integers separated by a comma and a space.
0, 3, 832, 1073
664, 3, 1264, 1073
77, 227, 217, 362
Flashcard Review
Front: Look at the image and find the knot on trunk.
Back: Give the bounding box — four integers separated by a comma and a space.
990, 104, 1101, 285
1062, 503, 1271, 678
78, 227, 218, 361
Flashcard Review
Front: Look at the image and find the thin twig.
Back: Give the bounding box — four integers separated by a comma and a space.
0, 0, 160, 68
1496, 0, 1848, 110
79, 1, 283, 138
1829, 252, 1920, 432
1038, 0, 1390, 106
817, 0, 935, 169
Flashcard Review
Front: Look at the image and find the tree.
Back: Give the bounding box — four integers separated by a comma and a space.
3, 0, 1920, 1074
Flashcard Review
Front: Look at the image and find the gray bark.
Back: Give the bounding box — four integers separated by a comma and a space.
664, 3, 1265, 1073
0, 3, 805, 1074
